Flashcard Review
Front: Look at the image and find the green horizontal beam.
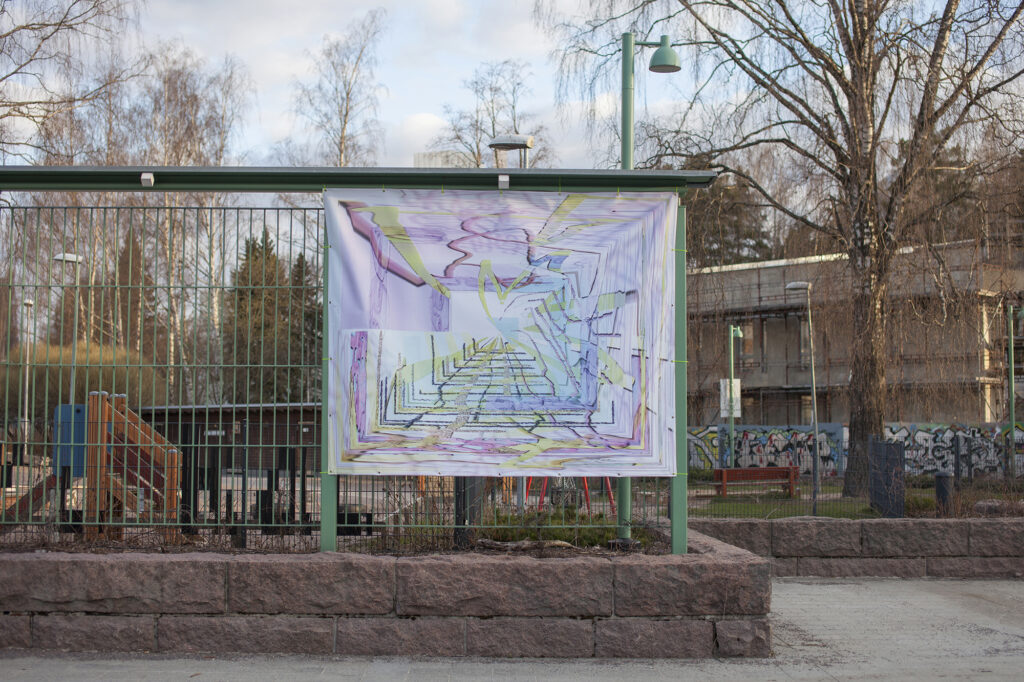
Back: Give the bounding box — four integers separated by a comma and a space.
0, 165, 716, 194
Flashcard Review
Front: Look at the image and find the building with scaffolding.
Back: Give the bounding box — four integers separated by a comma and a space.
687, 240, 1024, 426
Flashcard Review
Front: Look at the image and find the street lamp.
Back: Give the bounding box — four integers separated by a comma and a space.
53, 253, 86, 406
1007, 303, 1024, 478
618, 31, 682, 544
728, 324, 744, 467
786, 281, 819, 515
621, 34, 681, 171
488, 134, 534, 169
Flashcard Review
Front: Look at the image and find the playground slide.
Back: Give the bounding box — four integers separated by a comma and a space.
1, 474, 58, 526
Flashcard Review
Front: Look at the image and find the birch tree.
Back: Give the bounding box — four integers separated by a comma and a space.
287, 8, 386, 167
433, 59, 556, 168
0, 0, 137, 162
542, 0, 1024, 494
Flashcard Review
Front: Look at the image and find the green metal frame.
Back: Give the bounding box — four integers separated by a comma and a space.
0, 165, 716, 554
0, 166, 713, 194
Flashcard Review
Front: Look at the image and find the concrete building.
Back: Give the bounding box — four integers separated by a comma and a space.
412, 150, 477, 168
687, 240, 1024, 426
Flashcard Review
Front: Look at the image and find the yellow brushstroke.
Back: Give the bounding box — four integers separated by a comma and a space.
354, 206, 450, 297
597, 347, 633, 389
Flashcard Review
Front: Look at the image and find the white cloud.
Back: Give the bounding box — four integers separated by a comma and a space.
139, 0, 611, 168
383, 112, 448, 166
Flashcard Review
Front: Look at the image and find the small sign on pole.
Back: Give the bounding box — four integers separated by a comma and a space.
720, 378, 741, 418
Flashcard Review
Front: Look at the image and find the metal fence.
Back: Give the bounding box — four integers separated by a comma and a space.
2, 204, 1020, 552
0, 204, 679, 552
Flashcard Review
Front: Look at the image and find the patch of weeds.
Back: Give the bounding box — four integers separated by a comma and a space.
475, 508, 650, 548
688, 468, 715, 484
905, 493, 937, 517
905, 474, 936, 489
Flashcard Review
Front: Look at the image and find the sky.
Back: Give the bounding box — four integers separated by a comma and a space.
138, 0, 680, 169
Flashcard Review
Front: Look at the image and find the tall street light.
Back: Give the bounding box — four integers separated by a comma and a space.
54, 253, 86, 406
618, 32, 681, 543
787, 281, 819, 515
1008, 303, 1023, 478
728, 324, 744, 467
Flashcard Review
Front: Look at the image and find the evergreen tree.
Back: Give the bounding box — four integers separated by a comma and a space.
680, 159, 775, 267
288, 252, 322, 402
222, 230, 318, 404
0, 273, 20, 358
48, 230, 168, 361
113, 229, 167, 363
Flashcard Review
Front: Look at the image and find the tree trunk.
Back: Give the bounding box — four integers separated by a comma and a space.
844, 265, 888, 497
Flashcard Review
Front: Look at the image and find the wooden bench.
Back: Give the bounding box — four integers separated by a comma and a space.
713, 466, 799, 497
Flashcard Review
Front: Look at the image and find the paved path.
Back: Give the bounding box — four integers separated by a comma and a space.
3, 578, 1024, 680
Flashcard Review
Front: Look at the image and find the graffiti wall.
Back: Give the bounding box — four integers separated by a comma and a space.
883, 423, 1023, 475
687, 424, 843, 475
687, 422, 1024, 476
687, 426, 718, 470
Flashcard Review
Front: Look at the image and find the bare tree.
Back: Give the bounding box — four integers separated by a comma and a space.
32, 42, 253, 404
286, 9, 386, 167
0, 0, 138, 162
433, 59, 556, 168
541, 0, 1024, 494
133, 44, 253, 403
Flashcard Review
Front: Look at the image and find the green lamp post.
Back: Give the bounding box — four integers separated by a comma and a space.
1009, 302, 1022, 478
728, 324, 744, 467
787, 281, 819, 515
618, 32, 682, 543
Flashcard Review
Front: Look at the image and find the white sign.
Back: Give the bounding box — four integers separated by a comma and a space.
720, 378, 741, 418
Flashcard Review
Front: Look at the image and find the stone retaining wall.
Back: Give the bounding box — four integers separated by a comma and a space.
690, 518, 1024, 578
0, 531, 771, 658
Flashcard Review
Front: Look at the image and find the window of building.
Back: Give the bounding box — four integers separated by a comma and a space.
742, 395, 758, 423
759, 318, 768, 372
800, 395, 814, 424
736, 320, 757, 369
798, 318, 811, 368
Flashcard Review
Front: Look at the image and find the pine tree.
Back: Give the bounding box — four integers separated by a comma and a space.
222, 230, 294, 403
288, 252, 322, 402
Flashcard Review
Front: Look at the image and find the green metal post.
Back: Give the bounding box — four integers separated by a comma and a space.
617, 31, 635, 540
807, 287, 820, 516
320, 234, 337, 552
1010, 303, 1016, 479
671, 200, 688, 554
728, 324, 737, 467
621, 32, 635, 172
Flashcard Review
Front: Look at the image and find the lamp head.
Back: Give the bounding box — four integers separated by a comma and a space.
731, 325, 744, 339
786, 281, 811, 292
488, 134, 534, 151
648, 35, 681, 73
53, 253, 85, 265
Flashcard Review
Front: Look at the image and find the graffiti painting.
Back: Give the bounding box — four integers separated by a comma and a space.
883, 423, 1022, 475
724, 424, 843, 475
325, 189, 678, 476
687, 424, 842, 474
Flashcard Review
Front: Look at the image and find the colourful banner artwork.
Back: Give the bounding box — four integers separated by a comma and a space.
325, 189, 678, 476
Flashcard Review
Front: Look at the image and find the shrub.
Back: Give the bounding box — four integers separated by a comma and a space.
905, 474, 935, 489
963, 477, 1024, 494
688, 468, 715, 483
0, 342, 168, 420
905, 493, 937, 517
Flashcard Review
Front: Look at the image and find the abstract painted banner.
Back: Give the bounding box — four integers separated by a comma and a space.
325, 188, 677, 476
